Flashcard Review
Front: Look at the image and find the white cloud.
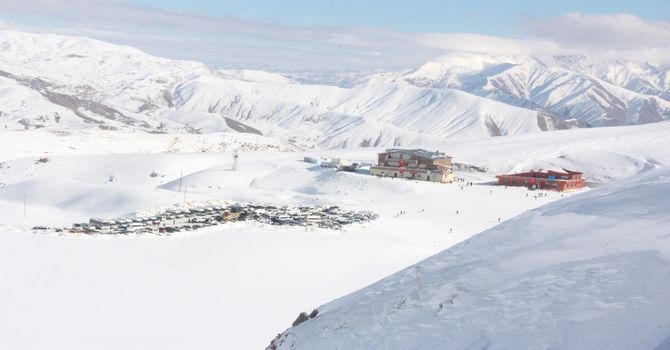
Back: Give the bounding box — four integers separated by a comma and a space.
519, 13, 670, 65
522, 13, 670, 50
0, 0, 448, 70
2, 2, 670, 70
0, 19, 17, 30
414, 32, 562, 57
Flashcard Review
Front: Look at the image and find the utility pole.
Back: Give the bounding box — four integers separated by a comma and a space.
182, 184, 187, 206
23, 194, 26, 218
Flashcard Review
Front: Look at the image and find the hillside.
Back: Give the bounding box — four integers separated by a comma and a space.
1, 122, 670, 349
5, 30, 669, 149
269, 165, 670, 350
400, 52, 670, 126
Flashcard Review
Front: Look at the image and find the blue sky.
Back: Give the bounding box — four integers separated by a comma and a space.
1, 0, 670, 70
129, 0, 669, 35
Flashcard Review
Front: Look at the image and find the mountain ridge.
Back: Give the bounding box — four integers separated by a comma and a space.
398, 52, 670, 126
1, 30, 668, 148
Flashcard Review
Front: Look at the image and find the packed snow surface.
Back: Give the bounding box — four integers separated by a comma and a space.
271, 165, 670, 350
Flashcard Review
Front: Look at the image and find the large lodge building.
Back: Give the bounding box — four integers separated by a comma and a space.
370, 149, 454, 183
496, 169, 585, 191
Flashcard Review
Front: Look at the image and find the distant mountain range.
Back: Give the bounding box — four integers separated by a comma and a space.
1, 30, 669, 149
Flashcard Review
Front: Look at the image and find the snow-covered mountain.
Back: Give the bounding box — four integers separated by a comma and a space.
0, 31, 580, 148
268, 166, 670, 350
400, 52, 670, 126
1, 30, 669, 149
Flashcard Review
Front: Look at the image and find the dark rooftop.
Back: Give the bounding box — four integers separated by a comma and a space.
382, 148, 451, 159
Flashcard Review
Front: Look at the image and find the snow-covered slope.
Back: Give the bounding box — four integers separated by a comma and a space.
269, 165, 670, 350
176, 74, 555, 148
0, 30, 595, 149
441, 121, 670, 183
555, 55, 670, 100
0, 136, 583, 350
401, 52, 670, 126
2, 30, 670, 148
2, 122, 670, 349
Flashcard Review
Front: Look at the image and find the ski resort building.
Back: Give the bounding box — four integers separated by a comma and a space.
496, 169, 585, 191
370, 149, 453, 183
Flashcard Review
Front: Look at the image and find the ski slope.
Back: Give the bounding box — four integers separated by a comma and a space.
1, 123, 670, 349
271, 165, 670, 350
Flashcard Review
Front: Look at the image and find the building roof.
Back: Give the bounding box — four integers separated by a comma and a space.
498, 168, 583, 178
381, 148, 451, 159
562, 168, 583, 175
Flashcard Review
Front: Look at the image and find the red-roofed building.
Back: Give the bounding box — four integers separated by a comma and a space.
496, 169, 584, 191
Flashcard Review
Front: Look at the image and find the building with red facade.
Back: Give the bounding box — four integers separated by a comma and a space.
496, 169, 585, 191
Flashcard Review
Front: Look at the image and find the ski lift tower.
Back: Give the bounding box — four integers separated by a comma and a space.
233, 149, 239, 171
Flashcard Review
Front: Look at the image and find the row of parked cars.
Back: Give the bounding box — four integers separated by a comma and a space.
234, 204, 378, 230
63, 203, 377, 235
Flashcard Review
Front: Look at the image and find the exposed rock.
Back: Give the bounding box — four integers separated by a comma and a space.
308, 309, 319, 319
291, 312, 309, 327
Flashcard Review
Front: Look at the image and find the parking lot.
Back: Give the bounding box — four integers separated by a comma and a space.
48, 203, 377, 235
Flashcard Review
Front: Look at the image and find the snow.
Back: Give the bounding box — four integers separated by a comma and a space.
2, 29, 670, 350
440, 121, 670, 183
0, 31, 640, 148
4, 30, 669, 150
0, 129, 290, 161
217, 69, 295, 84
400, 52, 670, 127
1, 123, 670, 349
271, 160, 670, 350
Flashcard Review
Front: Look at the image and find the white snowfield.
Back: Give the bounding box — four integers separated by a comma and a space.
0, 123, 669, 350
270, 168, 670, 350
271, 165, 670, 350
